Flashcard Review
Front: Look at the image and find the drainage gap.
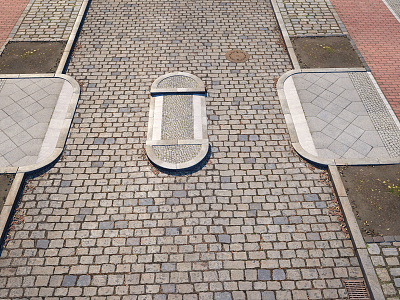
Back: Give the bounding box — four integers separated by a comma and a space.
343, 279, 371, 300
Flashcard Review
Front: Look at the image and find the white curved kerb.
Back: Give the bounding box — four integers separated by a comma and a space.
146, 72, 209, 170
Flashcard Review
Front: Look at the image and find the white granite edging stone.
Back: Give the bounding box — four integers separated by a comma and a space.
146, 72, 209, 170
56, 0, 91, 74
284, 76, 318, 156
36, 80, 73, 163
329, 166, 385, 300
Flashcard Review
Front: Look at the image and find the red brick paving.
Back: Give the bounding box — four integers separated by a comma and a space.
329, 0, 400, 117
0, 0, 30, 48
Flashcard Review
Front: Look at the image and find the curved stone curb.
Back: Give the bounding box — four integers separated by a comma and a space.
56, 0, 91, 74
0, 74, 80, 174
277, 68, 400, 166
0, 173, 24, 251
150, 71, 206, 94
329, 166, 385, 300
146, 72, 209, 171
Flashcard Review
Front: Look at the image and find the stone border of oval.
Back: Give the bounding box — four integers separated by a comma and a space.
146, 72, 209, 171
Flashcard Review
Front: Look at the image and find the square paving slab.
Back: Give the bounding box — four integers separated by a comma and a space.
284, 70, 400, 163
0, 75, 79, 171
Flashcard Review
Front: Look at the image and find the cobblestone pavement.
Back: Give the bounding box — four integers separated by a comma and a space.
367, 240, 400, 300
275, 0, 344, 36
0, 0, 366, 299
328, 0, 400, 118
11, 0, 84, 41
0, 0, 30, 47
0, 0, 84, 48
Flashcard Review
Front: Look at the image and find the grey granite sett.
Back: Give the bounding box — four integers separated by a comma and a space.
62, 275, 77, 287
215, 292, 232, 300
273, 269, 286, 280
258, 269, 271, 281
273, 217, 289, 224
394, 278, 400, 288
36, 239, 49, 249
218, 234, 231, 244
382, 248, 398, 256
390, 268, 400, 276
77, 275, 91, 287
368, 244, 381, 255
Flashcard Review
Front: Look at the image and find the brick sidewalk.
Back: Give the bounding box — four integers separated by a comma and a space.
0, 0, 30, 48
329, 0, 400, 117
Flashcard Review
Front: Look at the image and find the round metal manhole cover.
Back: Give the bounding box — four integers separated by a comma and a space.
226, 49, 249, 63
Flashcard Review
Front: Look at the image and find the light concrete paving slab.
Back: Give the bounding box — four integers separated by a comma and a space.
0, 74, 80, 173
279, 69, 400, 165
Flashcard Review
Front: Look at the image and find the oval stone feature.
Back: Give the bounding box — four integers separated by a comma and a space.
146, 72, 209, 170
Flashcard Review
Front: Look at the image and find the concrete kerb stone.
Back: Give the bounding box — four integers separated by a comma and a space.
0, 74, 80, 174
0, 173, 24, 251
329, 165, 385, 300
328, 166, 365, 250
56, 0, 91, 74
270, 0, 300, 69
